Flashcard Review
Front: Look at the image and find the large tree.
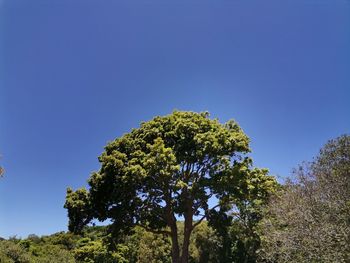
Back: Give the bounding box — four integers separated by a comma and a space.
259, 135, 350, 263
65, 111, 276, 263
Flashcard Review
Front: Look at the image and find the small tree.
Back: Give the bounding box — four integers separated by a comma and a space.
65, 111, 276, 263
259, 135, 350, 263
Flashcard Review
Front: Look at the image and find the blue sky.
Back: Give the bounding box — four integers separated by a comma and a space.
1, 0, 349, 238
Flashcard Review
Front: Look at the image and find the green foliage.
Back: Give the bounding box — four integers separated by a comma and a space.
33, 245, 75, 263
230, 168, 277, 263
132, 227, 171, 263
0, 224, 221, 263
189, 222, 221, 263
65, 111, 276, 262
0, 240, 32, 263
64, 188, 92, 234
74, 239, 127, 263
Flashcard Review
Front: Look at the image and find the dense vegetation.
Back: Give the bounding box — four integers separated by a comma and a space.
0, 221, 261, 263
259, 135, 350, 262
1, 112, 349, 262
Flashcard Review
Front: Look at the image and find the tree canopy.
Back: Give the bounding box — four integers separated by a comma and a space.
65, 111, 276, 263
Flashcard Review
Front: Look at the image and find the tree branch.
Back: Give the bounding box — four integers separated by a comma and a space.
192, 203, 221, 229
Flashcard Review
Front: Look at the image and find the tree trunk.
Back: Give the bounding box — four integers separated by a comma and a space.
180, 224, 192, 263
167, 204, 180, 263
180, 191, 193, 263
170, 231, 180, 263
165, 189, 181, 263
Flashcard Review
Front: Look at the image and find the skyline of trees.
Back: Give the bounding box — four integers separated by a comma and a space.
1, 113, 348, 262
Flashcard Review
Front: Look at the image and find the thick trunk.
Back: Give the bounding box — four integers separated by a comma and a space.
180, 190, 193, 263
170, 231, 180, 263
180, 225, 192, 263
167, 168, 195, 263
169, 221, 180, 263
165, 188, 181, 263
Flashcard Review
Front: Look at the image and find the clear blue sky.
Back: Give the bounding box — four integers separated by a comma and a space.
1, 0, 349, 238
